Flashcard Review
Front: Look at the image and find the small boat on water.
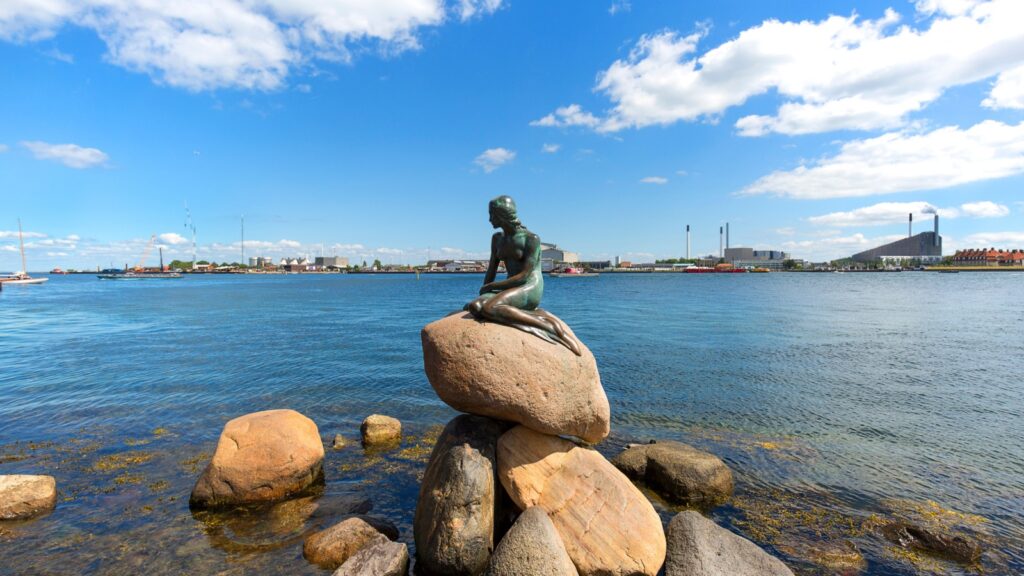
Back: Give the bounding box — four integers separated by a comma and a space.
50, 267, 68, 275
550, 266, 598, 277
1, 219, 48, 286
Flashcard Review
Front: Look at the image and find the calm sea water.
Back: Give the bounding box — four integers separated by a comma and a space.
1, 272, 1022, 575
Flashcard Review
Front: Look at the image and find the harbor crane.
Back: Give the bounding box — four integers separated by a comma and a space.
134, 235, 156, 271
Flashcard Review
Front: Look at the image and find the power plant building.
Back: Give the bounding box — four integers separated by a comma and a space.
850, 214, 942, 263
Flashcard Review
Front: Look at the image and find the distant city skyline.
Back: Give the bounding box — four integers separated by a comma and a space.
2, 0, 1023, 269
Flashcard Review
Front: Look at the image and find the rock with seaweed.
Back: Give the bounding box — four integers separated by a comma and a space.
304, 515, 400, 570
613, 440, 733, 505
361, 415, 402, 448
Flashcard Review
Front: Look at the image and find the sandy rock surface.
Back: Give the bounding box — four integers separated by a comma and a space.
0, 475, 57, 520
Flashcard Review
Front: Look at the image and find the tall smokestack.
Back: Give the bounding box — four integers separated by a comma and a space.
719, 226, 723, 258
908, 212, 913, 238
686, 225, 691, 259
726, 223, 730, 249
934, 214, 939, 247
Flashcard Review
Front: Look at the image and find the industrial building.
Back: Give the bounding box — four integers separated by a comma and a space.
315, 256, 349, 268
540, 242, 579, 271
850, 214, 942, 263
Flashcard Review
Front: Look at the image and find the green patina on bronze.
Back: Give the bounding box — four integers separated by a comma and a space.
464, 195, 583, 355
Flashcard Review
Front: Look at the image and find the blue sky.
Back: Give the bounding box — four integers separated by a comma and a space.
1, 0, 1023, 269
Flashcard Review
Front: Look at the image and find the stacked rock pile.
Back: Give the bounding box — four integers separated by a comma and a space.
418, 310, 797, 576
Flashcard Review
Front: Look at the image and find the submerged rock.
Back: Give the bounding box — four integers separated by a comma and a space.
189, 409, 325, 509
484, 507, 578, 576
497, 426, 665, 576
612, 440, 733, 504
304, 515, 400, 570
882, 521, 982, 564
333, 533, 409, 576
333, 434, 349, 450
414, 415, 511, 576
361, 414, 402, 447
421, 312, 610, 443
665, 511, 794, 576
0, 475, 57, 520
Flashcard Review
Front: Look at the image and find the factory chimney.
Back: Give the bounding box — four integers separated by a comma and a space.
686, 225, 691, 259
934, 214, 939, 247
726, 223, 730, 250
908, 213, 913, 238
719, 226, 723, 258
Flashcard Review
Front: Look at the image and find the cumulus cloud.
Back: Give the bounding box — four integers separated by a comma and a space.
744, 120, 1024, 199
960, 200, 1010, 217
639, 176, 667, 184
530, 104, 600, 129
962, 231, 1024, 246
808, 202, 959, 227
0, 230, 47, 239
541, 143, 560, 153
0, 0, 494, 91
608, 1, 631, 16
158, 232, 188, 245
537, 0, 1024, 135
474, 147, 515, 173
458, 0, 502, 21
983, 64, 1024, 109
21, 140, 108, 168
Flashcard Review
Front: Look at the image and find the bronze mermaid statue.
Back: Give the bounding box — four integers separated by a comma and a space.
464, 195, 583, 356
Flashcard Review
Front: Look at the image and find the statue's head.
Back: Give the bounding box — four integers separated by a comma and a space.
488, 195, 520, 229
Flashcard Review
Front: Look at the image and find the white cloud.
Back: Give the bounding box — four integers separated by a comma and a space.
21, 140, 108, 168
158, 232, 188, 245
0, 0, 492, 92
960, 200, 1010, 217
808, 202, 958, 227
962, 231, 1024, 246
983, 64, 1024, 109
744, 120, 1024, 199
530, 104, 600, 129
43, 46, 73, 62
675, 170, 688, 176
541, 1, 1024, 135
541, 143, 560, 153
0, 230, 47, 239
608, 1, 631, 16
639, 176, 667, 184
474, 147, 515, 173
458, 0, 502, 21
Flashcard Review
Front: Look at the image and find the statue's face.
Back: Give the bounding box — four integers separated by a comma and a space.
489, 207, 501, 228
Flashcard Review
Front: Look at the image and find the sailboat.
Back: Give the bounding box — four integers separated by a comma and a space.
1, 219, 48, 285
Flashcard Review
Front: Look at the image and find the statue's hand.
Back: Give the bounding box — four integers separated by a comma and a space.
479, 283, 496, 294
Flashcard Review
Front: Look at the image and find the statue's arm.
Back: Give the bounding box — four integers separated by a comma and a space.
481, 233, 501, 287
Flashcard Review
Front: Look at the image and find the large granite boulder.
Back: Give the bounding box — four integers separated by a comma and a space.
484, 507, 578, 576
421, 312, 610, 443
334, 533, 409, 576
497, 426, 665, 576
414, 415, 511, 576
613, 441, 733, 504
304, 515, 400, 570
0, 475, 57, 520
189, 409, 325, 509
665, 511, 793, 576
361, 414, 402, 447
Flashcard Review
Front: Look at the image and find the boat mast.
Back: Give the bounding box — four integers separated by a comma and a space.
18, 218, 27, 274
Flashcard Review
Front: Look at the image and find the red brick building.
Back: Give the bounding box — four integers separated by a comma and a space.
951, 248, 1024, 266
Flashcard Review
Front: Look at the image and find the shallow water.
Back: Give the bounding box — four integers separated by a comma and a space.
1, 272, 1022, 575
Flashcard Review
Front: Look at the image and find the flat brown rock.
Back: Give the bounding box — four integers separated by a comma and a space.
0, 475, 57, 520
497, 426, 665, 576
304, 516, 400, 570
422, 313, 610, 443
189, 409, 325, 509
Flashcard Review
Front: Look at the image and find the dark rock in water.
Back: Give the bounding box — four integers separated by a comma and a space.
414, 414, 512, 576
333, 533, 409, 576
189, 409, 325, 509
484, 507, 578, 576
0, 475, 57, 520
303, 515, 400, 570
612, 440, 733, 504
882, 521, 982, 564
666, 510, 794, 576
